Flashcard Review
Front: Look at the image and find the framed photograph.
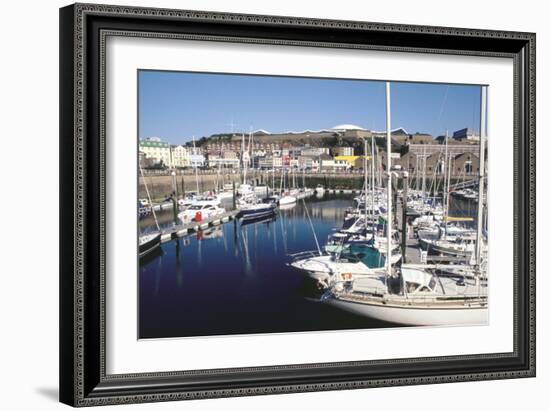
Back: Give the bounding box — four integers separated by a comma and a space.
59, 3, 535, 407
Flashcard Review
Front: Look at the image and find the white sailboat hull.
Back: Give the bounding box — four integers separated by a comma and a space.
279, 196, 297, 205
326, 297, 488, 326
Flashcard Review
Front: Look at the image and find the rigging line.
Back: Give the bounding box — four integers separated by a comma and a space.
302, 198, 322, 256
139, 162, 160, 231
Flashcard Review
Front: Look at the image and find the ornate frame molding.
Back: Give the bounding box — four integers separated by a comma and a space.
60, 3, 535, 407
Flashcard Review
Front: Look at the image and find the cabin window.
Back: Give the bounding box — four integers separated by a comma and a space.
464, 161, 473, 174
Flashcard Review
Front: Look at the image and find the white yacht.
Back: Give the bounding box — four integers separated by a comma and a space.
178, 202, 225, 223
288, 250, 376, 283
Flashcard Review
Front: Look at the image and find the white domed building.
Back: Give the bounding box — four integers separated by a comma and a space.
330, 124, 370, 138
330, 124, 367, 131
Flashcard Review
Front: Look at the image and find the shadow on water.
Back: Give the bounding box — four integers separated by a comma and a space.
139, 194, 399, 339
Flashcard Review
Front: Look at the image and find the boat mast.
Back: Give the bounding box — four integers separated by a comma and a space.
377, 144, 382, 188
374, 134, 376, 222
241, 133, 247, 185
475, 86, 487, 267
249, 129, 254, 184
364, 137, 368, 229
443, 129, 449, 240
385, 82, 392, 283
422, 146, 426, 202
216, 145, 222, 193
272, 154, 275, 193
247, 130, 253, 183
192, 135, 200, 194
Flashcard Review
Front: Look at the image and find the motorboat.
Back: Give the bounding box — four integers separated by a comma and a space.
178, 202, 225, 223
288, 249, 377, 284
178, 192, 197, 209
237, 200, 276, 221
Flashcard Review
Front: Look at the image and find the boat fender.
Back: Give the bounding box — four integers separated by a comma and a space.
341, 273, 353, 281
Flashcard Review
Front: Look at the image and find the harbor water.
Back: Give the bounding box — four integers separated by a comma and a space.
139, 195, 393, 338
139, 194, 477, 338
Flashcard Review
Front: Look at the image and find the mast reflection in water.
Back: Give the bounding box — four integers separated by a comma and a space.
139, 195, 396, 339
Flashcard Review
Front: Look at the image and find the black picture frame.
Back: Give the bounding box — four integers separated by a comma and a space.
59, 3, 536, 407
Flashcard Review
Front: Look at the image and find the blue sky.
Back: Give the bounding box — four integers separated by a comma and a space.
138, 70, 481, 144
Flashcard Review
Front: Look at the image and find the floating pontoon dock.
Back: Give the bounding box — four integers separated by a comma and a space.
159, 210, 239, 243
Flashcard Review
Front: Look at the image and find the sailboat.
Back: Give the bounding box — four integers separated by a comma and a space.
279, 169, 297, 205
290, 127, 400, 285
236, 131, 277, 220
322, 82, 488, 326
214, 143, 234, 201
415, 133, 484, 260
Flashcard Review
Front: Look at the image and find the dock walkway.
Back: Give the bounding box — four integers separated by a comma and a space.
160, 210, 238, 243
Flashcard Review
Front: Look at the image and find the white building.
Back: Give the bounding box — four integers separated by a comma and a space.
171, 145, 190, 168
208, 155, 240, 168
289, 158, 300, 169
301, 147, 330, 157
332, 146, 355, 156
321, 158, 349, 171
139, 137, 172, 167
272, 156, 283, 168
299, 155, 320, 171
189, 153, 206, 168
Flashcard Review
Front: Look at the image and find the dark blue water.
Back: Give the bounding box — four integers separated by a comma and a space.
139, 195, 396, 339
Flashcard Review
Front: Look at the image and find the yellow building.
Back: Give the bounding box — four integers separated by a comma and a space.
334, 155, 371, 168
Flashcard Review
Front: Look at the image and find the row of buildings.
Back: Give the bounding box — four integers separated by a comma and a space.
139, 138, 208, 169
139, 137, 353, 170
139, 125, 481, 175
